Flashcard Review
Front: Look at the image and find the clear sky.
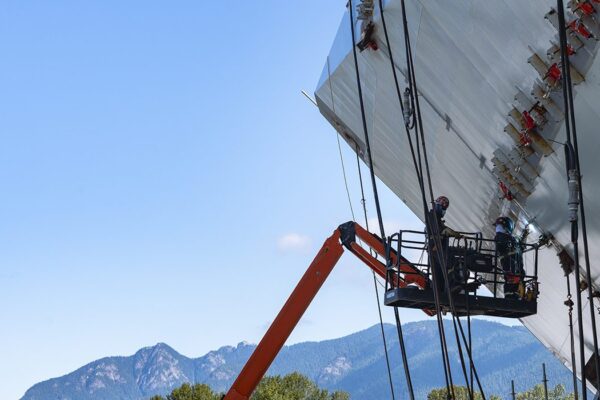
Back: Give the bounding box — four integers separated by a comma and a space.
0, 2, 518, 399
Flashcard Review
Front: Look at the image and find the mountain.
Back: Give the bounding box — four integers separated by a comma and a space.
21, 320, 577, 400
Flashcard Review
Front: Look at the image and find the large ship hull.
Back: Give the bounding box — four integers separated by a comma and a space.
316, 0, 600, 390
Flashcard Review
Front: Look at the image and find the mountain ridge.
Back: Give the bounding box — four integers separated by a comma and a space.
21, 320, 575, 400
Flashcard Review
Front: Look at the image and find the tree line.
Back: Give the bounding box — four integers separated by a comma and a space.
427, 384, 574, 399
150, 373, 575, 399
149, 372, 349, 400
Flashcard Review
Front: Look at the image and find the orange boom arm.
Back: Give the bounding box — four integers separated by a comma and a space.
223, 221, 430, 400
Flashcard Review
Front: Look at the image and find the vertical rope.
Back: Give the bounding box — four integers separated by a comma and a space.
566, 276, 580, 400
380, 0, 455, 395
556, 1, 591, 396
398, 1, 487, 397
327, 49, 396, 399
356, 152, 397, 400
348, 2, 415, 397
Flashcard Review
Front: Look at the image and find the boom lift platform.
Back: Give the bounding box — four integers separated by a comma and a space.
383, 230, 539, 318
223, 222, 539, 400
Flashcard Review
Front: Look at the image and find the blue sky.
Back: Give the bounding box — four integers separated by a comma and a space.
0, 2, 517, 399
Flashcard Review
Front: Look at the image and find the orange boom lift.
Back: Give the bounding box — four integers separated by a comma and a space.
223, 221, 432, 400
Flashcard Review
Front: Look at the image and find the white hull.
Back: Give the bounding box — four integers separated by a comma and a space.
316, 0, 600, 390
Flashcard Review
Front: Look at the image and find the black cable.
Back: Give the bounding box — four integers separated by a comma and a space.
452, 307, 487, 398
468, 310, 474, 396
577, 180, 600, 395
398, 1, 488, 398
348, 3, 415, 398
332, 54, 396, 398
356, 1, 488, 398
567, 274, 580, 400
329, 52, 396, 399
376, 0, 423, 188
400, 7, 488, 397
571, 219, 587, 399
394, 306, 415, 400
451, 316, 475, 400
375, 275, 397, 400
378, 0, 454, 395
399, 0, 453, 356
463, 268, 475, 396
556, 0, 600, 392
348, 0, 386, 242
356, 151, 370, 232
401, 0, 472, 399
555, 2, 593, 397
356, 151, 397, 400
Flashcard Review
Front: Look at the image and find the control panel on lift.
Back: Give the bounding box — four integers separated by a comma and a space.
383, 230, 539, 318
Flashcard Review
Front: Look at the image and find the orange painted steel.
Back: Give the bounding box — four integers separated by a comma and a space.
351, 223, 428, 288
223, 223, 431, 400
224, 230, 344, 400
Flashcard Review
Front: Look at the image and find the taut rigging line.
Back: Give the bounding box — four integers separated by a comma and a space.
556, 0, 600, 397
397, 0, 487, 398
566, 275, 580, 400
326, 53, 397, 400
348, 1, 415, 398
356, 150, 399, 400
375, 0, 453, 396
348, 0, 490, 398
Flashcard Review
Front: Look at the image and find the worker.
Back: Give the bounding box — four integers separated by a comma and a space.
430, 196, 462, 237
427, 196, 462, 293
494, 216, 523, 299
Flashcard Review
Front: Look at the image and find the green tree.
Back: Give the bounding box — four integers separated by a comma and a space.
329, 392, 350, 400
251, 372, 348, 400
426, 384, 574, 400
427, 386, 501, 400
516, 383, 574, 400
149, 373, 348, 400
149, 383, 221, 400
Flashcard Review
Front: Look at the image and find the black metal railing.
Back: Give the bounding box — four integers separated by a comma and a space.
385, 229, 539, 301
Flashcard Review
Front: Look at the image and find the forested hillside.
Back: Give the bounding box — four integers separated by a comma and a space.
22, 320, 577, 400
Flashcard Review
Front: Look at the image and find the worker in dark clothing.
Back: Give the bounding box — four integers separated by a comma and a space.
429, 196, 461, 237
494, 216, 523, 299
427, 196, 461, 293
